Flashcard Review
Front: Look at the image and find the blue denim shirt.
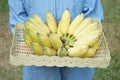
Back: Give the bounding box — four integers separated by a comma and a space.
8, 0, 104, 80
8, 0, 103, 33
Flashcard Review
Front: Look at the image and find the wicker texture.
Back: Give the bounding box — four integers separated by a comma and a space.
10, 23, 111, 68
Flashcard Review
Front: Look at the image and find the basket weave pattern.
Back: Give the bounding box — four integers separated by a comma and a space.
10, 23, 111, 68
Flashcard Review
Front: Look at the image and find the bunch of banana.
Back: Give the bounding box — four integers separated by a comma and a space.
23, 9, 103, 58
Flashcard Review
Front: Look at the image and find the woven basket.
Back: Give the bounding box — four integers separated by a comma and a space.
10, 22, 111, 68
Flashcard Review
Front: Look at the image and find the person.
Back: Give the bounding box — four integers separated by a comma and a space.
8, 0, 104, 80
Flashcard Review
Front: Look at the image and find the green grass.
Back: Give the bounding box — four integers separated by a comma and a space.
102, 0, 120, 51
93, 51, 120, 80
102, 0, 120, 23
0, 66, 22, 80
0, 0, 8, 13
0, 0, 120, 80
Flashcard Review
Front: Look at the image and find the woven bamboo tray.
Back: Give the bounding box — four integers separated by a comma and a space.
10, 22, 111, 68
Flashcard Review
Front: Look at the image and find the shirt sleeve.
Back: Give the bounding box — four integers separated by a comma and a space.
82, 0, 104, 21
8, 0, 28, 34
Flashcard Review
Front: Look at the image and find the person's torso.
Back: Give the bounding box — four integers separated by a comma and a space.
23, 0, 84, 22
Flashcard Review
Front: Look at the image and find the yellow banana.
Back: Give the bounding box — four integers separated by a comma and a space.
23, 29, 30, 37
83, 48, 97, 58
30, 42, 43, 56
25, 22, 47, 36
33, 14, 50, 34
57, 47, 67, 57
68, 46, 89, 57
92, 40, 101, 49
57, 26, 63, 37
43, 47, 57, 56
27, 17, 39, 27
25, 22, 38, 31
73, 17, 93, 37
50, 33, 62, 50
74, 35, 99, 47
74, 30, 102, 47
37, 33, 52, 48
76, 21, 99, 39
28, 17, 48, 33
68, 13, 84, 35
27, 29, 40, 43
58, 9, 70, 35
46, 11, 57, 33
24, 37, 32, 47
23, 29, 32, 47
77, 29, 103, 42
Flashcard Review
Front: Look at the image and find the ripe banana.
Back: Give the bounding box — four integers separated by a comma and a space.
24, 37, 32, 47
23, 29, 30, 37
33, 14, 50, 34
46, 11, 57, 33
76, 29, 103, 42
25, 22, 47, 36
27, 29, 39, 43
68, 13, 84, 35
83, 48, 97, 58
73, 17, 93, 37
37, 33, 52, 48
57, 47, 67, 57
28, 17, 48, 33
74, 35, 99, 47
30, 42, 43, 56
68, 46, 89, 57
43, 47, 57, 56
58, 9, 70, 35
57, 25, 62, 37
76, 21, 99, 39
50, 33, 62, 50
92, 40, 101, 49
27, 17, 39, 27
23, 29, 32, 47
25, 22, 38, 32
74, 30, 102, 47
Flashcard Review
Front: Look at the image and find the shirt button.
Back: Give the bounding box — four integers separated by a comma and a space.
50, 6, 54, 10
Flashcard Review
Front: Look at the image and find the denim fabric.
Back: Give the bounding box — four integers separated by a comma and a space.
23, 66, 61, 80
8, 0, 104, 80
23, 66, 95, 80
60, 67, 95, 80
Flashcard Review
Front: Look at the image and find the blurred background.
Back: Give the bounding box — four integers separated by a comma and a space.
0, 0, 120, 80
